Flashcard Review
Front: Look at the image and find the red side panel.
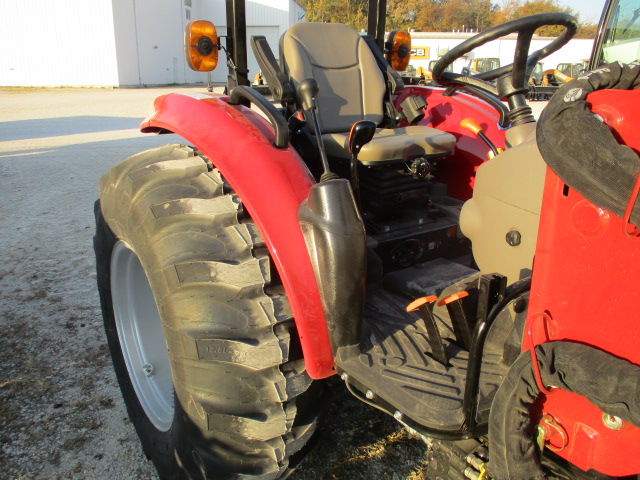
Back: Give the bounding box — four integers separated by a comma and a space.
526, 90, 640, 476
141, 92, 335, 379
395, 86, 507, 201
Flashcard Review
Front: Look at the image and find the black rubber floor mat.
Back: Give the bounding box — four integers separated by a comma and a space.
337, 260, 508, 432
383, 257, 477, 298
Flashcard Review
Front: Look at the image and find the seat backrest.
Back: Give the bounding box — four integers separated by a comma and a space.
280, 22, 386, 133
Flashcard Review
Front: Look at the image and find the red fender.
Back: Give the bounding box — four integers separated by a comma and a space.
141, 92, 334, 379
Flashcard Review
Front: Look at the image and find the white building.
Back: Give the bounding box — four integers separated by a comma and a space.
0, 0, 305, 87
406, 31, 595, 73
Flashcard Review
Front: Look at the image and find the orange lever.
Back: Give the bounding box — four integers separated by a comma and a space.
437, 290, 469, 307
406, 295, 438, 312
460, 118, 500, 158
437, 290, 472, 349
405, 295, 448, 365
460, 117, 483, 135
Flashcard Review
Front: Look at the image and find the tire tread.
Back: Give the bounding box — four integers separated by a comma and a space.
97, 144, 323, 479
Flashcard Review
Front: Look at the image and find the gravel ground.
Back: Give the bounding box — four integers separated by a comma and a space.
0, 86, 547, 480
0, 86, 191, 480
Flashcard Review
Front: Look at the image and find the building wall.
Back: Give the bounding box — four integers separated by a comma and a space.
113, 0, 187, 85
111, 0, 141, 85
194, 0, 304, 85
0, 0, 303, 87
407, 32, 595, 73
291, 1, 306, 26
0, 0, 120, 86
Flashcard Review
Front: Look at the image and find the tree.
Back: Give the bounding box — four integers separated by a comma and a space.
491, 0, 579, 36
576, 23, 598, 38
387, 0, 424, 30
297, 0, 594, 38
298, 0, 368, 29
413, 0, 444, 31
414, 0, 498, 32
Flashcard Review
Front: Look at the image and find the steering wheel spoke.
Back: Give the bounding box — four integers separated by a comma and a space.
512, 28, 537, 91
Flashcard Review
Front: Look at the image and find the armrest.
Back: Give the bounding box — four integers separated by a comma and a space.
229, 86, 289, 148
250, 36, 295, 107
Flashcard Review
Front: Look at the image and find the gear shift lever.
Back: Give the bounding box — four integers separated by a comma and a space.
297, 78, 339, 182
348, 120, 376, 206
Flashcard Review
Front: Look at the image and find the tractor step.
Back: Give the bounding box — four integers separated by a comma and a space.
336, 259, 510, 434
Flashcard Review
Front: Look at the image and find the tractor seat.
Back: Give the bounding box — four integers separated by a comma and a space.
280, 22, 456, 164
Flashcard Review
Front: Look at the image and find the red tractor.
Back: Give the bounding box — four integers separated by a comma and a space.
93, 0, 640, 478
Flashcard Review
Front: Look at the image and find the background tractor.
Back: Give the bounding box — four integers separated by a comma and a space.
94, 0, 640, 478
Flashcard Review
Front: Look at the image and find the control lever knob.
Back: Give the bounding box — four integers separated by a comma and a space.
348, 120, 377, 207
460, 117, 501, 158
349, 120, 377, 156
297, 78, 319, 111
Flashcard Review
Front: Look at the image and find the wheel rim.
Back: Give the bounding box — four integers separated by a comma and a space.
111, 241, 174, 431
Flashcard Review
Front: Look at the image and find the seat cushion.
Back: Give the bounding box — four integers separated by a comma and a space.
323, 126, 456, 165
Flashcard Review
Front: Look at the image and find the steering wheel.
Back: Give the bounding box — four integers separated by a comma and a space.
432, 13, 578, 120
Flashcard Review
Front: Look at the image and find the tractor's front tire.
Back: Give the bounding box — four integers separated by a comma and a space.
94, 145, 322, 479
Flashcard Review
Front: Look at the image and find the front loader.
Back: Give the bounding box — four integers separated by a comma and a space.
93, 0, 640, 478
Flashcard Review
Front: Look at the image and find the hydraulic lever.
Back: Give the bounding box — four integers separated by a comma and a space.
460, 118, 502, 159
297, 78, 339, 182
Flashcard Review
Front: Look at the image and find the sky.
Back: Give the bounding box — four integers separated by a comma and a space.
559, 0, 607, 23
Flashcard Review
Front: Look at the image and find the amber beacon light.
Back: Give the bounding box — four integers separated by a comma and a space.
184, 20, 219, 72
385, 30, 411, 71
